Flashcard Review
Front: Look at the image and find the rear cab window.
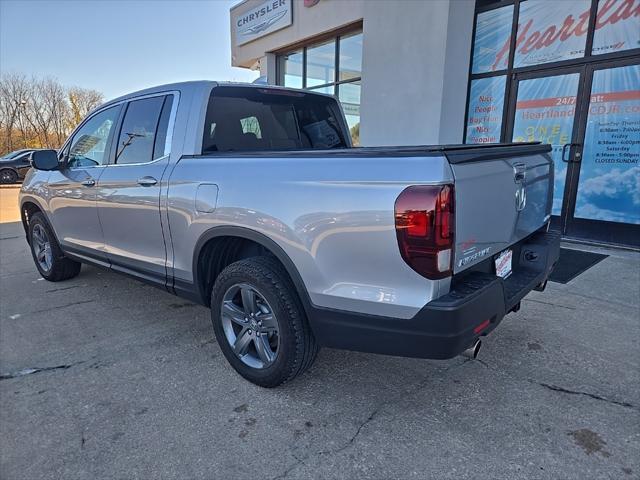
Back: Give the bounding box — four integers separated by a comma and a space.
202, 86, 350, 153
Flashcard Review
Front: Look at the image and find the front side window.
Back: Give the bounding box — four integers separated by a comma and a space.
202, 87, 348, 153
115, 96, 167, 165
67, 106, 119, 168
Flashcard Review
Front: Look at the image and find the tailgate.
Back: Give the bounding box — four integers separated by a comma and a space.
445, 143, 553, 274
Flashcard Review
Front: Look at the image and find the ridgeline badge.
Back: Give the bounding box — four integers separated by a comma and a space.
234, 0, 292, 46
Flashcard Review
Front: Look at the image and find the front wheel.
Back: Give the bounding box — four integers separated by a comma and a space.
0, 169, 17, 184
28, 212, 81, 281
210, 256, 318, 387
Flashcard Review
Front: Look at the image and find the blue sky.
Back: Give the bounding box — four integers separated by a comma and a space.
0, 0, 259, 100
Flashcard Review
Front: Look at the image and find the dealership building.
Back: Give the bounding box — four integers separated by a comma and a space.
229, 0, 639, 247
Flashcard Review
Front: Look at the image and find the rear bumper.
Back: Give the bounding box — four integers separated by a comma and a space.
310, 229, 560, 359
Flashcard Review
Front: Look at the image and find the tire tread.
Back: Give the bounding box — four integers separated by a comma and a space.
29, 212, 81, 282
211, 256, 318, 387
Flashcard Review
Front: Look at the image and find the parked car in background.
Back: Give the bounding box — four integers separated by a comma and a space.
0, 149, 40, 184
20, 82, 560, 387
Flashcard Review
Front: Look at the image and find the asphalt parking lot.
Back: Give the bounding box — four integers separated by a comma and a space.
1, 185, 639, 480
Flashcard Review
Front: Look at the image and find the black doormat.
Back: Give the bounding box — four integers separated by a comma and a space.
548, 248, 608, 284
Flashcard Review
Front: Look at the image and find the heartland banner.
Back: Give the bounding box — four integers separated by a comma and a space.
472, 6, 514, 74
473, 0, 640, 72
232, 0, 292, 47
511, 73, 580, 215
514, 0, 591, 67
574, 64, 640, 224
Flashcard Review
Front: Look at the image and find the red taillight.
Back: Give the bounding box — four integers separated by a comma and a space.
406, 211, 430, 237
394, 185, 455, 279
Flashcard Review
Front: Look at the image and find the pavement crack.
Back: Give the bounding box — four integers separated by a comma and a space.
30, 299, 95, 314
313, 407, 380, 458
45, 285, 81, 293
523, 298, 576, 310
0, 361, 83, 381
475, 358, 492, 369
537, 382, 637, 410
271, 454, 305, 480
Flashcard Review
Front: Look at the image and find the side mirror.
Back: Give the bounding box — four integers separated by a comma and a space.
30, 150, 60, 171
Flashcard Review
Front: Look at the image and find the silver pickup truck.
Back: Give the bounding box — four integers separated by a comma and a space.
20, 82, 560, 387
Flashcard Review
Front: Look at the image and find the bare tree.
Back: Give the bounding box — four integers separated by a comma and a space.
0, 73, 104, 155
0, 73, 31, 151
68, 87, 103, 128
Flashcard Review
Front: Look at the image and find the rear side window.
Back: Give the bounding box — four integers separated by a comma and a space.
116, 95, 172, 165
202, 87, 348, 153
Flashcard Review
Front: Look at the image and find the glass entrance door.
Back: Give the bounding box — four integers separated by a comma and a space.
507, 68, 585, 230
507, 60, 640, 247
567, 61, 640, 245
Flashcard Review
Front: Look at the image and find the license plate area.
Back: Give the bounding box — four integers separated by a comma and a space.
495, 249, 513, 279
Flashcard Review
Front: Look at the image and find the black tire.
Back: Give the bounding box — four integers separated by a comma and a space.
28, 212, 81, 281
211, 256, 319, 387
0, 169, 17, 184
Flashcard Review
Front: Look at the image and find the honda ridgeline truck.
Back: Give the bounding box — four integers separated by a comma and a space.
20, 82, 560, 387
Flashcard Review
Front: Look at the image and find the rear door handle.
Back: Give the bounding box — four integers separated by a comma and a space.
137, 176, 158, 187
81, 179, 95, 187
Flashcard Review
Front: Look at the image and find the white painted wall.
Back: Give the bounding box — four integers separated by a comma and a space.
359, 0, 475, 146
231, 0, 475, 146
231, 0, 365, 68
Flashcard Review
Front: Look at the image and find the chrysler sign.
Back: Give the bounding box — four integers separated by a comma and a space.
233, 0, 292, 46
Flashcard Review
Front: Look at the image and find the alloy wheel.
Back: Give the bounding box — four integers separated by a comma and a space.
221, 283, 280, 369
32, 224, 53, 272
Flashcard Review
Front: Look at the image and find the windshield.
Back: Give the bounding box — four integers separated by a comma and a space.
202, 87, 349, 153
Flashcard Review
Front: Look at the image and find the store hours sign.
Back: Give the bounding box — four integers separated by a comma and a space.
233, 0, 292, 46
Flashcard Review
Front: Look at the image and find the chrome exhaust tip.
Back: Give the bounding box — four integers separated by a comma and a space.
461, 339, 482, 360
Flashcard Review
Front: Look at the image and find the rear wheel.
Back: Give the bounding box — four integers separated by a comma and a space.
211, 256, 318, 387
28, 212, 81, 281
0, 169, 17, 184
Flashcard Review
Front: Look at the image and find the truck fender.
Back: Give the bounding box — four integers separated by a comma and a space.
191, 226, 314, 316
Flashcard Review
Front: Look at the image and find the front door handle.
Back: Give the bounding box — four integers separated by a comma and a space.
137, 176, 158, 187
81, 179, 95, 187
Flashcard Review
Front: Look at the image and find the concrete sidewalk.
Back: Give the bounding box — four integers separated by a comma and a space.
0, 194, 638, 479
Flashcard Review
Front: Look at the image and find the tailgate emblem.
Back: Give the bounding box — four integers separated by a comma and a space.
514, 163, 527, 212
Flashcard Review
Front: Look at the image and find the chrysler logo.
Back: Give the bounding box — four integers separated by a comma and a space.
514, 163, 527, 212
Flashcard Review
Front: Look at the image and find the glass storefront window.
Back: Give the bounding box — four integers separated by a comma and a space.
574, 64, 640, 224
306, 39, 336, 88
277, 30, 362, 145
279, 50, 303, 89
592, 0, 640, 56
338, 81, 361, 146
471, 5, 514, 73
308, 85, 334, 95
338, 32, 363, 81
511, 73, 580, 215
465, 76, 506, 144
468, 0, 639, 242
513, 0, 591, 68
